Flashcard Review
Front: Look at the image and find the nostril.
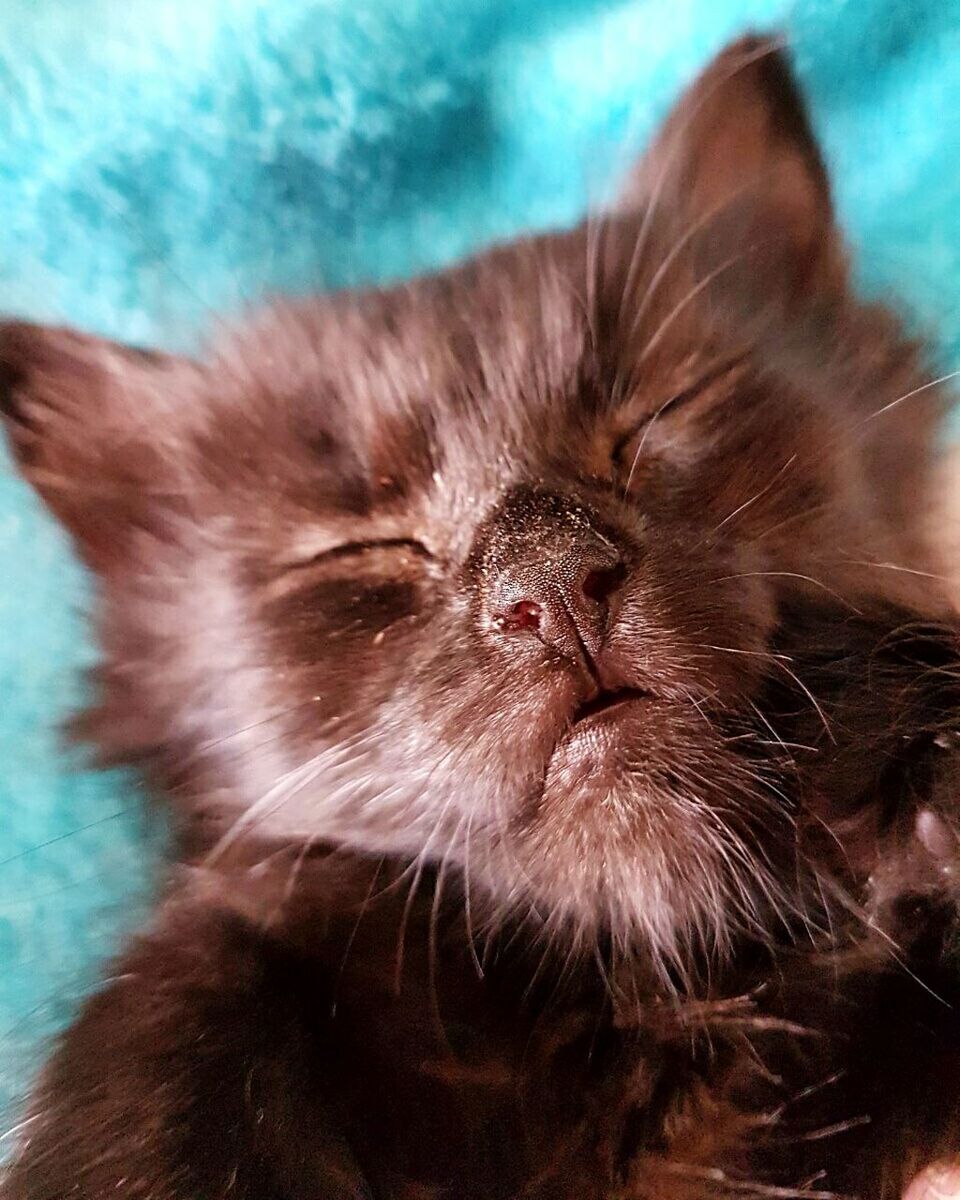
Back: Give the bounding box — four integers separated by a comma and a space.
581, 562, 627, 605
494, 599, 542, 632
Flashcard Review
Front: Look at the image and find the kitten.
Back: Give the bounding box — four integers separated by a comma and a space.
2, 35, 960, 1200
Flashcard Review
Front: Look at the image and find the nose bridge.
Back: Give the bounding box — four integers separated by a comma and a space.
481, 486, 615, 571
493, 538, 611, 607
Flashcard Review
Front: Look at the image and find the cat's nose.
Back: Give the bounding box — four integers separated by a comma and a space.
474, 486, 629, 670
488, 553, 626, 663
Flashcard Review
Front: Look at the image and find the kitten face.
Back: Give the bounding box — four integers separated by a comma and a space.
0, 39, 950, 973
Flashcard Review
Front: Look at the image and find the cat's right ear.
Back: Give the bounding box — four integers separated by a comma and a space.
0, 320, 200, 573
616, 35, 845, 311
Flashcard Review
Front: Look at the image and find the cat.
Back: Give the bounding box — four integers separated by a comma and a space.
2, 34, 960, 1200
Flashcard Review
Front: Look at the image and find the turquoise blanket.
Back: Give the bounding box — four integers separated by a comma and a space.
2, 0, 959, 1120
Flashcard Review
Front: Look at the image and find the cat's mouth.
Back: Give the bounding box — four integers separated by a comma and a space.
570, 686, 651, 730
542, 684, 659, 802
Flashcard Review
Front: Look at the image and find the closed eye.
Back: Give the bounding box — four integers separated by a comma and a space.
289, 538, 436, 570
612, 354, 749, 468
611, 386, 700, 465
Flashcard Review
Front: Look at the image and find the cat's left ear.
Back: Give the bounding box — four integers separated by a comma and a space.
622, 34, 844, 303
0, 320, 200, 573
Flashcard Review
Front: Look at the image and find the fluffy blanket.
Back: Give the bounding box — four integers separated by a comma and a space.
1, 0, 959, 1120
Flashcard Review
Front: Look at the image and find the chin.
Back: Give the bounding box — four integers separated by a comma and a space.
491, 698, 795, 982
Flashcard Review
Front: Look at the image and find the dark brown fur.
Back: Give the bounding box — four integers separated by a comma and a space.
2, 36, 960, 1200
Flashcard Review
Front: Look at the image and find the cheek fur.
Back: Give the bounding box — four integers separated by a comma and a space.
270, 577, 421, 644
258, 574, 435, 729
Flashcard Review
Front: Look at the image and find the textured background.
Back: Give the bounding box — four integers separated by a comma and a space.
2, 0, 960, 1125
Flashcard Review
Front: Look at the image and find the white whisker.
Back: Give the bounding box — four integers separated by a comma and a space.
712, 456, 797, 532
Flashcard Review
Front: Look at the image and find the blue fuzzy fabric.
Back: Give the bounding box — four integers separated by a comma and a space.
2, 0, 959, 1122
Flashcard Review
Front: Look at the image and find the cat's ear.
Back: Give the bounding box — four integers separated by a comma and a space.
623, 35, 843, 302
0, 320, 199, 572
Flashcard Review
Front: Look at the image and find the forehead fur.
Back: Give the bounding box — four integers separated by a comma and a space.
210, 234, 592, 456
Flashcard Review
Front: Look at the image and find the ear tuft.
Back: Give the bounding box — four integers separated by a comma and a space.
622, 33, 844, 305
0, 323, 29, 419
1, 322, 107, 468
0, 319, 196, 571
1, 321, 65, 451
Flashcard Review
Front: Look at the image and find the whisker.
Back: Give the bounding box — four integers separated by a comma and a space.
767, 658, 836, 746
627, 181, 759, 345
714, 569, 862, 614
711, 456, 798, 533
195, 700, 322, 755
203, 728, 378, 865
693, 641, 835, 743
637, 254, 743, 362
858, 370, 960, 426
838, 557, 952, 582
610, 36, 785, 342
622, 390, 684, 495
391, 742, 468, 989
262, 835, 319, 930
662, 1160, 851, 1199
461, 805, 484, 979
330, 855, 391, 1014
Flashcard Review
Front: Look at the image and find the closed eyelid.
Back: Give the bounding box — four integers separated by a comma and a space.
612, 388, 697, 463
263, 537, 438, 603
612, 354, 749, 464
286, 538, 436, 570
